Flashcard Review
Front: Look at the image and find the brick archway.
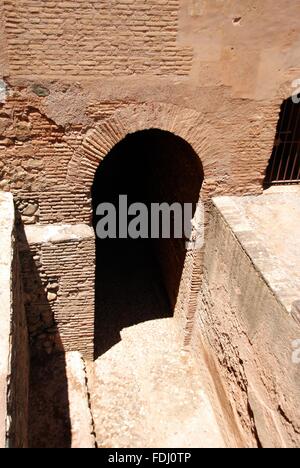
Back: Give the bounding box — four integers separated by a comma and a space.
67, 102, 222, 193
67, 102, 221, 345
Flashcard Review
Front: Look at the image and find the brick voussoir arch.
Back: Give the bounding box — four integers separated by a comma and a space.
67, 102, 221, 188
66, 102, 217, 346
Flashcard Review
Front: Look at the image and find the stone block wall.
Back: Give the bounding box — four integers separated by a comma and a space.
0, 0, 299, 366
0, 192, 29, 448
18, 224, 95, 360
191, 199, 300, 447
1, 0, 299, 350
1, 1, 299, 226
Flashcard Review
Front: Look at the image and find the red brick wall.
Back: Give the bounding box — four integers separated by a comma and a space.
4, 0, 192, 77
18, 225, 95, 360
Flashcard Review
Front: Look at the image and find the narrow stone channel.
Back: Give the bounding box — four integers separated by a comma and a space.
86, 239, 225, 448
87, 317, 225, 448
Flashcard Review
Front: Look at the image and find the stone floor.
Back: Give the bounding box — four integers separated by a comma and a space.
29, 236, 226, 448
88, 237, 225, 448
29, 318, 226, 448
87, 318, 225, 448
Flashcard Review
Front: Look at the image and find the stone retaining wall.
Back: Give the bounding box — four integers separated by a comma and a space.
18, 223, 95, 360
0, 192, 29, 448
192, 198, 300, 447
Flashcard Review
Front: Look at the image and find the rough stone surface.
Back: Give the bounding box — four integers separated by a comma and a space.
213, 186, 300, 314
192, 188, 300, 448
18, 224, 95, 359
87, 318, 228, 448
65, 352, 95, 449
28, 352, 95, 449
0, 0, 299, 449
0, 192, 13, 448
0, 192, 29, 448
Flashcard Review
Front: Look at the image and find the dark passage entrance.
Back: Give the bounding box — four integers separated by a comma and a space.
92, 130, 203, 358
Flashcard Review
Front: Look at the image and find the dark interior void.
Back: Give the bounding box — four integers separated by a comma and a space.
92, 129, 204, 358
265, 97, 300, 185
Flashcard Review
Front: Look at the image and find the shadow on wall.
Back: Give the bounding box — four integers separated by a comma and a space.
92, 129, 204, 359
17, 215, 71, 448
7, 228, 30, 448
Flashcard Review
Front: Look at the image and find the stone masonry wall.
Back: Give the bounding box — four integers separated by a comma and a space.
18, 224, 95, 360
191, 200, 300, 448
0, 192, 29, 448
1, 1, 299, 227
4, 0, 193, 78
0, 1, 299, 366
0, 93, 278, 226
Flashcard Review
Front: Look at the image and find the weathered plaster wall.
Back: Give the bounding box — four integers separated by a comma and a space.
2, 1, 300, 97
18, 224, 95, 359
1, 0, 300, 219
192, 199, 300, 448
0, 192, 29, 448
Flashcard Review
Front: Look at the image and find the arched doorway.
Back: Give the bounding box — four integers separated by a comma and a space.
92, 129, 204, 358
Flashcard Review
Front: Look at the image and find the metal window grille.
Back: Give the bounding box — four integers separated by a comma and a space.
265, 98, 300, 186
